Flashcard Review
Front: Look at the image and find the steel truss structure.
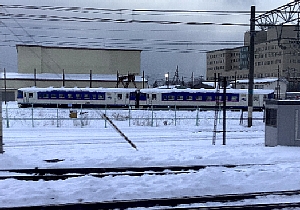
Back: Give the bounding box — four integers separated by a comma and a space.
255, 1, 300, 29
255, 1, 300, 49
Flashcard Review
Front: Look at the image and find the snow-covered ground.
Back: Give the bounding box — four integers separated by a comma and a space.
0, 102, 300, 208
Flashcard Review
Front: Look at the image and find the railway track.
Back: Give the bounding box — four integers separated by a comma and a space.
2, 164, 300, 209
1, 190, 300, 209
0, 163, 273, 181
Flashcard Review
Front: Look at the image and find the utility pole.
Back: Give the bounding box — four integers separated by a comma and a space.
90, 70, 92, 88
34, 68, 36, 87
223, 77, 227, 145
62, 69, 65, 87
3, 68, 6, 105
248, 6, 255, 127
0, 70, 3, 154
277, 66, 280, 99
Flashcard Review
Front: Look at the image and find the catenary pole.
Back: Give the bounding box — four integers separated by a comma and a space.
248, 6, 255, 127
223, 77, 226, 145
0, 72, 3, 153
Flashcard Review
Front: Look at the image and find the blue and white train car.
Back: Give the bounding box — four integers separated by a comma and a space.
17, 86, 274, 110
140, 88, 274, 110
17, 87, 141, 108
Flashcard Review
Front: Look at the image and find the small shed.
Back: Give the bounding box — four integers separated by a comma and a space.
265, 99, 300, 147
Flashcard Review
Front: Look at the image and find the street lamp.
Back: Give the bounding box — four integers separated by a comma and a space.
165, 72, 169, 88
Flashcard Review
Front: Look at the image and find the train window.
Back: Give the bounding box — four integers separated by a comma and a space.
232, 96, 238, 102
168, 95, 175, 100
98, 94, 104, 100
196, 96, 202, 101
84, 94, 90, 99
17, 90, 23, 99
42, 93, 49, 98
186, 95, 193, 101
254, 95, 259, 101
206, 96, 212, 101
126, 94, 129, 99
117, 94, 122, 100
29, 93, 33, 98
152, 94, 157, 100
76, 94, 81, 99
51, 93, 57, 99
91, 94, 97, 99
177, 95, 183, 100
163, 95, 167, 101
59, 94, 65, 99
68, 93, 73, 99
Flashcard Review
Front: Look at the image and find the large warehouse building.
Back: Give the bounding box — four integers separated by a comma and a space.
1, 45, 146, 101
17, 45, 141, 75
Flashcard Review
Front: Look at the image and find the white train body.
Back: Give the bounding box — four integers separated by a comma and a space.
17, 86, 275, 110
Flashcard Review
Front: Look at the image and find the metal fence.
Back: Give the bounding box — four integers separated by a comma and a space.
2, 106, 264, 129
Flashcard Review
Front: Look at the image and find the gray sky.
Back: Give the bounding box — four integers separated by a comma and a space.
0, 0, 291, 84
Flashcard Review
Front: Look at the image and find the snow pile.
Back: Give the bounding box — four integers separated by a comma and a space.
0, 102, 300, 207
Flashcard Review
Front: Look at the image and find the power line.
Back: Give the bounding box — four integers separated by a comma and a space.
1, 8, 81, 86
0, 12, 251, 26
1, 4, 267, 15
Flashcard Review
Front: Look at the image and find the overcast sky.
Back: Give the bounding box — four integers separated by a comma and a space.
0, 0, 292, 84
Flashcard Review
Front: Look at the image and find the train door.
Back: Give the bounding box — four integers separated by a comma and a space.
135, 90, 140, 108
149, 93, 157, 106
146, 93, 152, 106
25, 92, 35, 104
124, 93, 130, 106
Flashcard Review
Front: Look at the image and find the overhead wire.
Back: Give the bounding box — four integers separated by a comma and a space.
0, 12, 251, 26
0, 4, 249, 77
1, 7, 82, 87
1, 4, 267, 15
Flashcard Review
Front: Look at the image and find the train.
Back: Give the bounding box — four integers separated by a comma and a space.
17, 86, 275, 110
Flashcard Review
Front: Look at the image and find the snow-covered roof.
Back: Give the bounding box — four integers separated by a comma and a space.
202, 82, 216, 87
141, 88, 274, 94
235, 78, 279, 84
18, 86, 274, 95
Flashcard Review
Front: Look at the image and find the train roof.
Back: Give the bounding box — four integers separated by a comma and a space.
140, 88, 274, 94
18, 87, 137, 93
18, 87, 274, 94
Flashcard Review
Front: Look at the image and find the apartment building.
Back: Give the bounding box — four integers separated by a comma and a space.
206, 26, 300, 89
206, 46, 248, 81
